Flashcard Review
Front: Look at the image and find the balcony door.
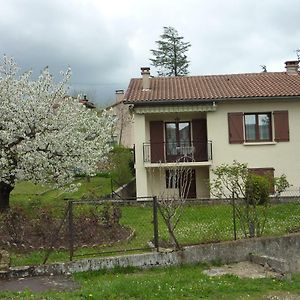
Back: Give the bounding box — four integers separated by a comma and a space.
165, 122, 191, 162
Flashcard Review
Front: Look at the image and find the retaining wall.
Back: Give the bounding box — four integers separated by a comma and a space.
1, 233, 300, 279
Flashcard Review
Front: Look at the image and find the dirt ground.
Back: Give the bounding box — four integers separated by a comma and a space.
203, 261, 279, 279
0, 275, 79, 292
204, 261, 300, 300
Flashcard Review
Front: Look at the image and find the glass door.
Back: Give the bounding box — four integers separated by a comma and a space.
165, 122, 191, 162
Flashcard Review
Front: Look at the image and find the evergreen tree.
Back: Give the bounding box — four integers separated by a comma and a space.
150, 26, 191, 76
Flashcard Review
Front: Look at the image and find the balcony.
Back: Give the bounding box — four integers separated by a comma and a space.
143, 140, 212, 164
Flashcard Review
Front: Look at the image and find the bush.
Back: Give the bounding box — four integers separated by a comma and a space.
274, 174, 290, 197
109, 146, 134, 185
245, 174, 270, 205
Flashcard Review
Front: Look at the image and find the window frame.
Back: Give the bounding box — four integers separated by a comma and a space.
244, 112, 272, 142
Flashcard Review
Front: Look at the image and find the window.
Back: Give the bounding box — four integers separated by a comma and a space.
165, 170, 178, 189
228, 111, 289, 144
244, 113, 272, 142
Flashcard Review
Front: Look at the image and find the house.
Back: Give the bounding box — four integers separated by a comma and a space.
124, 62, 300, 199
106, 90, 134, 148
79, 95, 96, 109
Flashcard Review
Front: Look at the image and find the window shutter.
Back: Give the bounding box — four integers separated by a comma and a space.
273, 110, 289, 142
150, 121, 164, 163
192, 119, 208, 161
228, 113, 244, 144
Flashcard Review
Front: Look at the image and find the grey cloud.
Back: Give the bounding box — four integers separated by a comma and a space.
0, 0, 133, 103
1, 0, 300, 104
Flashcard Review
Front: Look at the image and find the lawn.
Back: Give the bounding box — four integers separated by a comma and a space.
7, 201, 300, 267
11, 176, 114, 204
4, 180, 300, 266
1, 264, 300, 299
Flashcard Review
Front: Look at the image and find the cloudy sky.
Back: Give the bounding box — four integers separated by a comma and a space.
1, 0, 300, 105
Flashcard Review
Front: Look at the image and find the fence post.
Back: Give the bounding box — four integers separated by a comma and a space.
232, 191, 237, 240
152, 196, 159, 251
110, 177, 113, 198
68, 200, 74, 261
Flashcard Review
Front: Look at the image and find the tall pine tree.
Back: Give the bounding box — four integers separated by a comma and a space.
150, 26, 191, 76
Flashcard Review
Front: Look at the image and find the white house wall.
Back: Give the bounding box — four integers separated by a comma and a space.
146, 168, 180, 199
195, 167, 210, 198
207, 99, 300, 188
134, 113, 148, 198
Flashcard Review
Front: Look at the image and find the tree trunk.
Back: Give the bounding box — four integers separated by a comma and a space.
0, 182, 13, 212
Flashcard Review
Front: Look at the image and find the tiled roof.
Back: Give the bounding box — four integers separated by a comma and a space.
124, 72, 300, 103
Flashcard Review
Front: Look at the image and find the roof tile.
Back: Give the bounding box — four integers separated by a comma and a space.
124, 72, 300, 103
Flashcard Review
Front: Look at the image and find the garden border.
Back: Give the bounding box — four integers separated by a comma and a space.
1, 232, 300, 279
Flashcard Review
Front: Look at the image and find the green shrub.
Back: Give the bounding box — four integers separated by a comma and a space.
274, 174, 290, 196
245, 174, 270, 205
109, 146, 134, 185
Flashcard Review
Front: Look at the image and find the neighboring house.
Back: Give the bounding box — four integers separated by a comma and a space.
124, 62, 300, 199
79, 95, 96, 109
106, 90, 134, 148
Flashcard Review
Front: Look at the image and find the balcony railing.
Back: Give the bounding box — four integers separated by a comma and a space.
143, 140, 212, 163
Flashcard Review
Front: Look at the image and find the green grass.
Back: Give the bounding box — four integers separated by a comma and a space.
5, 180, 300, 266
7, 202, 300, 267
10, 176, 114, 204
1, 264, 300, 299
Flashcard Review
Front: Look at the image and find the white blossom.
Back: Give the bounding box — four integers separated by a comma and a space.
0, 55, 115, 191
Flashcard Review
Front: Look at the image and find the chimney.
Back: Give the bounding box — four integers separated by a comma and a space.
141, 67, 151, 90
285, 60, 299, 75
115, 89, 124, 102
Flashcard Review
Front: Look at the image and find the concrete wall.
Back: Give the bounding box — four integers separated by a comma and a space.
3, 233, 300, 279
207, 99, 300, 188
113, 179, 136, 199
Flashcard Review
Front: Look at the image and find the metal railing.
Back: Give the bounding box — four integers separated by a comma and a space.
143, 140, 212, 163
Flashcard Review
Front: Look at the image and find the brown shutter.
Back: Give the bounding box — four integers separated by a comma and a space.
192, 119, 207, 161
150, 121, 164, 163
228, 113, 244, 144
273, 110, 289, 142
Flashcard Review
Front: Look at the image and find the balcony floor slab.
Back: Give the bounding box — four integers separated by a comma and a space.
144, 161, 212, 168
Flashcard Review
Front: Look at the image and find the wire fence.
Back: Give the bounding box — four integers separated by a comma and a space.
1, 191, 300, 265
65, 198, 156, 261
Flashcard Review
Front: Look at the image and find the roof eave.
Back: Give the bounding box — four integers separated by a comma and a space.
124, 95, 300, 106
123, 99, 215, 106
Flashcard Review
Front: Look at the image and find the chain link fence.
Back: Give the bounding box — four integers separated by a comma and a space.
156, 188, 300, 249
1, 190, 300, 264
